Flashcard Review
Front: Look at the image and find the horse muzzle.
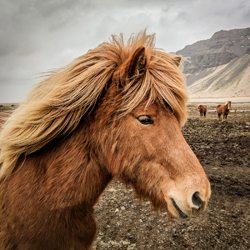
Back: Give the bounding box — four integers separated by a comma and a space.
165, 180, 211, 219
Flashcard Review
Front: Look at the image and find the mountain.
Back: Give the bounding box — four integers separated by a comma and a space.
176, 28, 250, 99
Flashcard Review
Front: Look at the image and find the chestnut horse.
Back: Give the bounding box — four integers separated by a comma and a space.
0, 112, 10, 127
216, 101, 231, 121
0, 31, 211, 250
198, 104, 207, 117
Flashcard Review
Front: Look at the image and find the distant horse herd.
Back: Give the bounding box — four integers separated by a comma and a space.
198, 101, 232, 121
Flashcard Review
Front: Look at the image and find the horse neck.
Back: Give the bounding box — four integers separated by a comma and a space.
23, 118, 112, 209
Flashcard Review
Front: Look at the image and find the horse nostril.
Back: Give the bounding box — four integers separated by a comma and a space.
192, 192, 202, 208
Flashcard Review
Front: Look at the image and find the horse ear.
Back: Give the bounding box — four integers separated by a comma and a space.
173, 55, 182, 67
127, 46, 146, 79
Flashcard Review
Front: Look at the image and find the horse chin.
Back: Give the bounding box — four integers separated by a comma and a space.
164, 194, 195, 219
163, 198, 187, 219
170, 198, 188, 218
165, 196, 207, 219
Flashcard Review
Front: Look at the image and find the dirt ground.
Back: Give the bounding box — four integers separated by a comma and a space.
92, 103, 250, 250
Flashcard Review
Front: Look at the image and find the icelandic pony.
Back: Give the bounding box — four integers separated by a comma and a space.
0, 31, 211, 250
198, 104, 207, 117
216, 101, 231, 121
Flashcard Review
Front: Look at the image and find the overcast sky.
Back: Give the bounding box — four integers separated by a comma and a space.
0, 0, 249, 103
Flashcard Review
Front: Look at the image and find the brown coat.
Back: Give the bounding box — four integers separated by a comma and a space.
198, 105, 207, 117
0, 112, 10, 127
216, 101, 231, 121
0, 31, 210, 250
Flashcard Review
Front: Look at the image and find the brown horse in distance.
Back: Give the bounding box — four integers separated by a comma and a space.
0, 31, 211, 250
198, 104, 207, 117
0, 112, 10, 128
216, 101, 231, 121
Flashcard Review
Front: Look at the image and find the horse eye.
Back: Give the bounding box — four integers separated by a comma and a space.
137, 115, 154, 125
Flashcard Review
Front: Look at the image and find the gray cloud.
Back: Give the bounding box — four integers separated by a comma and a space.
0, 0, 249, 102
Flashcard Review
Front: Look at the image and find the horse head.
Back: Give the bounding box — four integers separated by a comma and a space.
91, 45, 211, 218
226, 101, 231, 109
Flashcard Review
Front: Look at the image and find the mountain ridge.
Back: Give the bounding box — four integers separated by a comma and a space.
175, 27, 250, 99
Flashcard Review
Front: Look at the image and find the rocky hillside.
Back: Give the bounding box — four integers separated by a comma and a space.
176, 28, 250, 98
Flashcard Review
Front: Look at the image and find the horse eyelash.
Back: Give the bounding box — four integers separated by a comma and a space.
137, 115, 154, 125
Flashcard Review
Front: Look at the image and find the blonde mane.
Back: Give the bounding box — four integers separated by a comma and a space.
225, 100, 231, 108
0, 30, 188, 178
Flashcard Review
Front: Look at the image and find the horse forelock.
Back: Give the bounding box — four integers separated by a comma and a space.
115, 50, 188, 124
0, 30, 188, 178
